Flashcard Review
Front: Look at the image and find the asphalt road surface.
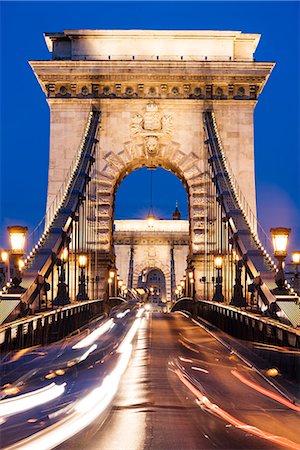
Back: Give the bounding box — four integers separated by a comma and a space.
60, 312, 300, 450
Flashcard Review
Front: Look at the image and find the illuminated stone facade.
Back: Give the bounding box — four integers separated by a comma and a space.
114, 219, 189, 302
30, 30, 274, 296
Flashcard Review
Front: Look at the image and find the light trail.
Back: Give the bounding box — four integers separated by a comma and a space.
231, 370, 300, 412
175, 368, 300, 450
0, 383, 66, 418
78, 344, 98, 362
116, 309, 131, 319
72, 319, 114, 349
5, 316, 143, 450
191, 366, 209, 374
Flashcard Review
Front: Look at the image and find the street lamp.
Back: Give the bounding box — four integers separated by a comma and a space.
8, 226, 28, 255
291, 251, 300, 294
53, 247, 70, 306
212, 255, 224, 302
291, 251, 300, 265
76, 253, 89, 301
230, 259, 247, 307
6, 226, 28, 293
1, 250, 10, 286
121, 284, 127, 299
1, 250, 8, 263
177, 285, 183, 298
147, 214, 155, 227
18, 259, 25, 271
270, 227, 291, 293
108, 276, 113, 298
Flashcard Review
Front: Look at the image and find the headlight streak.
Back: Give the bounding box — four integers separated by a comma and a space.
175, 368, 300, 450
231, 370, 300, 412
78, 344, 98, 362
116, 309, 130, 319
191, 366, 209, 374
179, 357, 193, 363
72, 319, 115, 349
0, 383, 66, 418
4, 318, 142, 450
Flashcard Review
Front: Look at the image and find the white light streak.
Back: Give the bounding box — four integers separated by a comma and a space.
79, 344, 97, 362
116, 309, 130, 319
0, 383, 66, 418
6, 317, 142, 450
72, 319, 114, 349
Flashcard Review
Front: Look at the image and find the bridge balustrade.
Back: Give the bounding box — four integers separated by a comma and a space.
197, 300, 300, 380
0, 299, 104, 353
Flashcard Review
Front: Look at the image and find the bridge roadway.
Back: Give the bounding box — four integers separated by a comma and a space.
61, 312, 300, 450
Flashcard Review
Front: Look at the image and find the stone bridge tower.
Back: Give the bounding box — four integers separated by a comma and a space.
30, 30, 274, 296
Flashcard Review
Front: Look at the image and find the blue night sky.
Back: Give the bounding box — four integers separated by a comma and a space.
0, 1, 299, 253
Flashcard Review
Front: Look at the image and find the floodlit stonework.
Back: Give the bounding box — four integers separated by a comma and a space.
114, 219, 189, 302
30, 30, 274, 296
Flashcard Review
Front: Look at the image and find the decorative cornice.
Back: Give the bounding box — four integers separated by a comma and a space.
29, 60, 274, 99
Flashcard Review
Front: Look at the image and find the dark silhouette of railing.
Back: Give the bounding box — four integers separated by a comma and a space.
203, 111, 294, 307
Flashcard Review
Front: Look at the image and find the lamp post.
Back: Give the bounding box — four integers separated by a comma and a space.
1, 250, 10, 286
270, 227, 291, 294
177, 284, 183, 298
53, 247, 70, 306
231, 259, 247, 307
121, 284, 127, 299
76, 254, 89, 301
147, 214, 155, 227
291, 251, 300, 294
108, 276, 113, 298
6, 226, 28, 294
212, 255, 224, 302
109, 270, 116, 297
187, 270, 194, 298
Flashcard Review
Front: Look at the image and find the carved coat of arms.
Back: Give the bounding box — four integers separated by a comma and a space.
131, 102, 173, 157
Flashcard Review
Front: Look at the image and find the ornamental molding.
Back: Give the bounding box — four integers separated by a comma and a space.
45, 80, 259, 100
131, 102, 173, 158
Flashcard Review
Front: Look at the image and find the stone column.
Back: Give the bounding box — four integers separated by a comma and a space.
94, 252, 115, 303
127, 244, 134, 289
170, 244, 176, 300
187, 253, 206, 300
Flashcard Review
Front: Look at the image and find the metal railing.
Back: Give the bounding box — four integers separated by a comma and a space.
0, 299, 104, 353
209, 112, 274, 257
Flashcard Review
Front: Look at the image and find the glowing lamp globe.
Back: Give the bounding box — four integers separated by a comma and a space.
78, 254, 87, 268
18, 259, 25, 271
270, 227, 291, 257
291, 251, 300, 265
147, 215, 155, 227
8, 226, 28, 255
214, 255, 223, 269
61, 247, 69, 263
1, 250, 8, 263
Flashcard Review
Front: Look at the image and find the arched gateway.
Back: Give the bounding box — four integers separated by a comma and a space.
30, 30, 274, 298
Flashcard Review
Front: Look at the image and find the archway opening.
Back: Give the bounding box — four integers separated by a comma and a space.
138, 267, 167, 304
113, 166, 189, 305
114, 167, 188, 221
